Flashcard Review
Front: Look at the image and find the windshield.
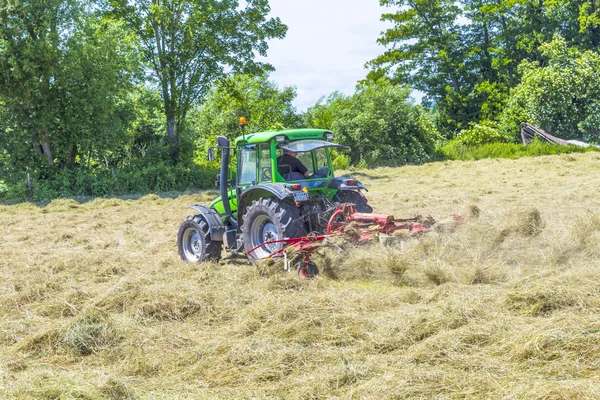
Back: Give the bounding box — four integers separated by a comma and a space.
279, 140, 348, 153
277, 146, 331, 181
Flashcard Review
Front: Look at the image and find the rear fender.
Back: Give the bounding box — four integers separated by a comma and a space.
187, 204, 225, 242
327, 177, 368, 192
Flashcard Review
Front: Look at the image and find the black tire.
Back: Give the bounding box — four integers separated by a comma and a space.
177, 215, 222, 263
242, 198, 307, 261
337, 190, 373, 213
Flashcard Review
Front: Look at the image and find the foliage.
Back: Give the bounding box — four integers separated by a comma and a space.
454, 120, 515, 147
0, 164, 219, 201
441, 138, 597, 161
499, 36, 600, 141
0, 1, 140, 179
302, 92, 350, 131
331, 153, 350, 170
305, 79, 440, 167
108, 0, 288, 161
191, 72, 299, 160
372, 0, 600, 135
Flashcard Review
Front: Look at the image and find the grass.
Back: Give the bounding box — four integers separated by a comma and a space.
441, 140, 599, 161
3, 152, 600, 398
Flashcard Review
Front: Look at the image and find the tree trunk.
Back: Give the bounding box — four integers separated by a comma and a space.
40, 126, 54, 165
31, 134, 43, 157
67, 143, 78, 169
167, 118, 179, 162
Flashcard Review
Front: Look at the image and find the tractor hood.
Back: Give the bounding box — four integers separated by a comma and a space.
279, 140, 349, 153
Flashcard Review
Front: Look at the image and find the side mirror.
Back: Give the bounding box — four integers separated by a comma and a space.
207, 148, 215, 161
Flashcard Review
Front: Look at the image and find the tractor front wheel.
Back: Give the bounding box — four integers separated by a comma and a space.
242, 198, 307, 261
178, 215, 222, 263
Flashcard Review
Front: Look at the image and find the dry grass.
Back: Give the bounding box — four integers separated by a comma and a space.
2, 153, 600, 398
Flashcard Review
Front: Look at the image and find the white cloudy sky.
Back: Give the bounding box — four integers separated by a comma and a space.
258, 0, 395, 112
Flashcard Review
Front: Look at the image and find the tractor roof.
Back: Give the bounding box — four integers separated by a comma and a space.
234, 128, 333, 145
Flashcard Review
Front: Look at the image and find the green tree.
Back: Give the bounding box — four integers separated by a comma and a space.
57, 16, 140, 170
191, 72, 298, 160
500, 36, 600, 141
306, 80, 438, 166
109, 0, 287, 162
0, 0, 77, 167
371, 0, 600, 136
302, 92, 349, 131
0, 1, 139, 180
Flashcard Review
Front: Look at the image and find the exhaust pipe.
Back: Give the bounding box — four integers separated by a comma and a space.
216, 136, 238, 249
216, 136, 233, 223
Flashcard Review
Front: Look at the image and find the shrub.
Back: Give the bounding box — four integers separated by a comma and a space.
441, 139, 597, 161
332, 154, 350, 170
454, 120, 514, 146
1, 163, 219, 201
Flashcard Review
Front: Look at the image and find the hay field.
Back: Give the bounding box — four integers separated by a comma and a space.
2, 152, 600, 399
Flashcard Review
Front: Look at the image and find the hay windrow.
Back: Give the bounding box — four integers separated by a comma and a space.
3, 153, 600, 398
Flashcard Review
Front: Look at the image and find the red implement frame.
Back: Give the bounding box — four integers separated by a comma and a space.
246, 204, 439, 268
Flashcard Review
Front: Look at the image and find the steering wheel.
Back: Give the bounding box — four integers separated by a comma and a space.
261, 166, 272, 182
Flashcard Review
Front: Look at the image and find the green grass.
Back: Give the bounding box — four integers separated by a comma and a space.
441, 140, 598, 161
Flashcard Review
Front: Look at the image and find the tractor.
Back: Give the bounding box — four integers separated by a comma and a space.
177, 119, 372, 275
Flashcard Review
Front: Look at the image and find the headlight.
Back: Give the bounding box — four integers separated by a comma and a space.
325, 132, 334, 141
275, 135, 286, 142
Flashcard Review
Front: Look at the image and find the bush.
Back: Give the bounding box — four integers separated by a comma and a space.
0, 163, 219, 201
332, 154, 350, 170
454, 121, 515, 146
441, 139, 597, 161
305, 79, 440, 167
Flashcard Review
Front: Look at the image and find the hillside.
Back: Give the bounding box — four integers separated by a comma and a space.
2, 153, 600, 399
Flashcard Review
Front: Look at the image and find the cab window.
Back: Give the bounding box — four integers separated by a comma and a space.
258, 143, 271, 183
238, 145, 257, 185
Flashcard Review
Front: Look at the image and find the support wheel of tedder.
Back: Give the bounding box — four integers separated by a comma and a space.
242, 198, 307, 262
297, 261, 319, 279
337, 191, 373, 213
178, 215, 222, 263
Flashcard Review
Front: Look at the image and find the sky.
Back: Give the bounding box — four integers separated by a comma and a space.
259, 0, 395, 112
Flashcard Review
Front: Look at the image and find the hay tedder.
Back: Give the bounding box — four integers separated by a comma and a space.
178, 119, 453, 277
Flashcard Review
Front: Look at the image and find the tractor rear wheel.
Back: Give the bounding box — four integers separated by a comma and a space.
337, 190, 373, 213
178, 215, 222, 263
242, 198, 307, 261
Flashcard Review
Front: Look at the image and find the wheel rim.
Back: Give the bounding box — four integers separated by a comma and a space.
182, 227, 204, 261
250, 215, 282, 259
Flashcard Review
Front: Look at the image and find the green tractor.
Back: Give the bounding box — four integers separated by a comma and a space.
177, 122, 372, 270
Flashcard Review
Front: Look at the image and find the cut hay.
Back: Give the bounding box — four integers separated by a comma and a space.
3, 153, 600, 398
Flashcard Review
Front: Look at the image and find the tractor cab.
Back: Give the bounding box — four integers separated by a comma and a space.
178, 122, 373, 267
235, 130, 349, 187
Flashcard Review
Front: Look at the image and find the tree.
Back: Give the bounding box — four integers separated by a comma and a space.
302, 92, 348, 131
0, 0, 139, 178
109, 0, 287, 162
191, 72, 298, 159
306, 79, 439, 166
500, 36, 600, 141
57, 16, 140, 170
371, 0, 600, 136
0, 0, 77, 167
